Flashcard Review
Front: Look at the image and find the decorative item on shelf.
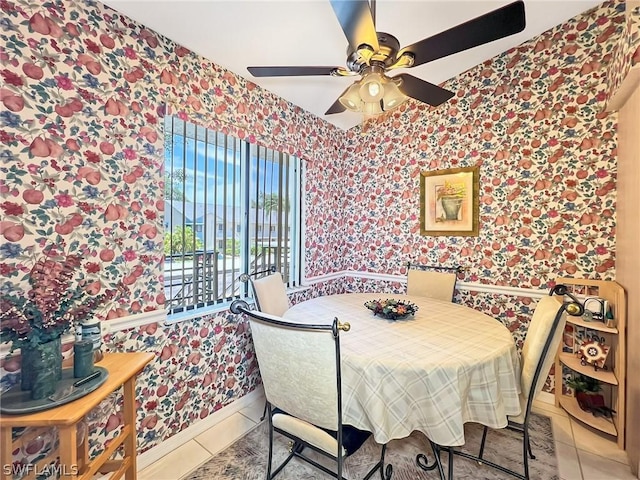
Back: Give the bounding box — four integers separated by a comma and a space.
79, 320, 104, 362
364, 299, 418, 320
0, 246, 125, 400
73, 340, 94, 379
578, 339, 610, 371
583, 297, 608, 322
566, 375, 615, 418
605, 306, 616, 329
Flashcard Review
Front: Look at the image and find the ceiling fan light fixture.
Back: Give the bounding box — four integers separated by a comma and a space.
382, 80, 408, 110
359, 72, 385, 103
363, 99, 383, 116
339, 69, 409, 114
339, 82, 363, 110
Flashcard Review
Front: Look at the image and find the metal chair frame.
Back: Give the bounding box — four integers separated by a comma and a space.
238, 265, 283, 421
230, 300, 392, 480
416, 284, 584, 480
238, 265, 277, 311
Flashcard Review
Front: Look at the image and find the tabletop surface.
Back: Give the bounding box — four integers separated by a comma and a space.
0, 352, 154, 426
283, 293, 522, 446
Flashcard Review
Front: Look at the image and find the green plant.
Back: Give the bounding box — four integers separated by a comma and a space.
163, 226, 204, 256
224, 239, 240, 257
251, 193, 290, 214
566, 374, 601, 393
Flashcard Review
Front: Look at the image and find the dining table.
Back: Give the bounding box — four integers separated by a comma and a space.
282, 292, 522, 447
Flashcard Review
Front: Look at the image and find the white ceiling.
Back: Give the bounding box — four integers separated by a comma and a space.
102, 0, 603, 130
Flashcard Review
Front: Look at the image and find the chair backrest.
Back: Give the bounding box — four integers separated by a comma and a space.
246, 309, 342, 431
407, 269, 457, 302
250, 271, 290, 316
520, 294, 566, 402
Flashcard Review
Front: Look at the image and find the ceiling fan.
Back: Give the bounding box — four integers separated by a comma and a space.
248, 0, 526, 116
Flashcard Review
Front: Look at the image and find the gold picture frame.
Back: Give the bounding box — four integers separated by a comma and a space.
420, 166, 479, 236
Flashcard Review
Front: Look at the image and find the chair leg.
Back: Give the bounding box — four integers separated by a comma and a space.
266, 407, 274, 480
525, 427, 536, 459
478, 425, 489, 460
260, 399, 268, 421
523, 426, 533, 480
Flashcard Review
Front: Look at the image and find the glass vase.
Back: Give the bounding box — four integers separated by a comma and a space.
20, 337, 63, 399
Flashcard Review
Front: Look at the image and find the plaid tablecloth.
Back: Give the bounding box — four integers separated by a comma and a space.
283, 293, 522, 446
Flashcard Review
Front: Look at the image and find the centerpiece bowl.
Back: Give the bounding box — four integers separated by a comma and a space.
364, 299, 419, 320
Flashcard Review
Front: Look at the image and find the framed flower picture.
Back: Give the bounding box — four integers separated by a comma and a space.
420, 166, 479, 236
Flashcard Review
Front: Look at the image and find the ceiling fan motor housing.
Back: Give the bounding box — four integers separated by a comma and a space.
347, 31, 401, 73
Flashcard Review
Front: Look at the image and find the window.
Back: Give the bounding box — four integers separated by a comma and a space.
164, 116, 302, 314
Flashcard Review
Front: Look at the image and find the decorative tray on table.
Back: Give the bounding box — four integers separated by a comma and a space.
0, 366, 108, 414
364, 299, 419, 320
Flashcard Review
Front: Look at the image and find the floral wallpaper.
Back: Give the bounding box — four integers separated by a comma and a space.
339, 1, 624, 288
0, 0, 342, 315
607, 1, 640, 101
632, 4, 640, 67
0, 0, 634, 468
0, 0, 343, 461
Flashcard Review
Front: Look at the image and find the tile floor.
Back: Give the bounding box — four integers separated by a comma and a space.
137, 395, 636, 480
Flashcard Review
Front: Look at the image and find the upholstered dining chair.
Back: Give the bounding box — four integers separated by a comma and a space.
230, 300, 392, 480
250, 270, 290, 316
242, 268, 291, 420
406, 263, 461, 302
418, 284, 584, 480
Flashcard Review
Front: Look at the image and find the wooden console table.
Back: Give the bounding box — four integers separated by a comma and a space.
1, 352, 154, 480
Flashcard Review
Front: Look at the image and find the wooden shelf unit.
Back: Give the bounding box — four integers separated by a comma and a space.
554, 278, 626, 450
0, 353, 153, 480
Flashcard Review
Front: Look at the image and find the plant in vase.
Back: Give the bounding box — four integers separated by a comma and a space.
566, 375, 615, 418
0, 246, 123, 399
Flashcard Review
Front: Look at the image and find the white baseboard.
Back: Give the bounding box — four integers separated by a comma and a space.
137, 387, 264, 470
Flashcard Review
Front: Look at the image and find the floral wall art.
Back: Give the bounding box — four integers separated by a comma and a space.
0, 0, 633, 462
420, 166, 479, 236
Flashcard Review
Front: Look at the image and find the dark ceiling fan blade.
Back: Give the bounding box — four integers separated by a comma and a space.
247, 66, 340, 77
329, 0, 379, 54
394, 74, 454, 107
325, 87, 348, 115
398, 0, 526, 68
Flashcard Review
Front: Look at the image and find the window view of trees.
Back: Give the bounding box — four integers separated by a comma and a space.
251, 193, 289, 214
163, 226, 204, 256
164, 168, 187, 201
163, 116, 302, 313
